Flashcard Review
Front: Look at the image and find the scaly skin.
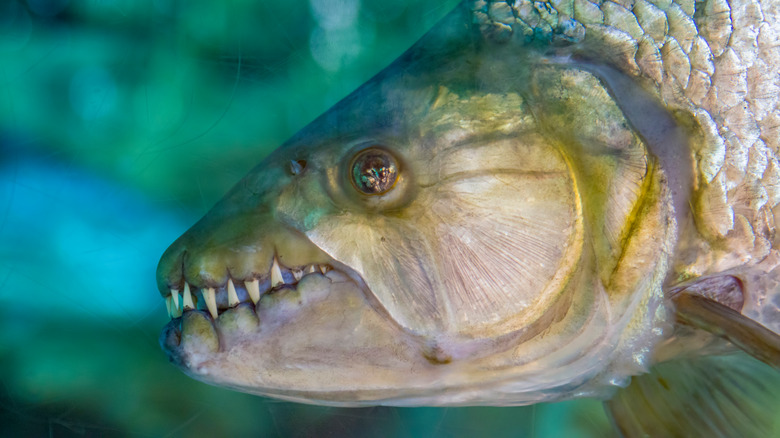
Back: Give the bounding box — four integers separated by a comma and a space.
472, 0, 780, 332
156, 0, 779, 406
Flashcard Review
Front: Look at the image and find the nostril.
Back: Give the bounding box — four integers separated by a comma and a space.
289, 159, 307, 175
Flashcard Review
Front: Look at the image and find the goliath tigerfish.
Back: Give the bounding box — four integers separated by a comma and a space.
157, 0, 780, 435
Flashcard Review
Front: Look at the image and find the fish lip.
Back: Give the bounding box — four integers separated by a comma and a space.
159, 318, 185, 366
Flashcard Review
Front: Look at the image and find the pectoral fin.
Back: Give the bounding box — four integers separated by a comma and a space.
605, 285, 780, 437
672, 292, 780, 369
605, 353, 780, 437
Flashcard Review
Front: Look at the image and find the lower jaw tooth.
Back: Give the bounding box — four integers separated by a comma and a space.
203, 287, 218, 319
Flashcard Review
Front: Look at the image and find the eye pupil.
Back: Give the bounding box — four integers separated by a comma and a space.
351, 148, 399, 195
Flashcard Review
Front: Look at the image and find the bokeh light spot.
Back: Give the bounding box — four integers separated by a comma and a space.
309, 0, 360, 30
309, 25, 374, 72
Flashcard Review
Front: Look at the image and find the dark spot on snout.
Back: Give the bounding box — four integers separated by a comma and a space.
422, 343, 452, 365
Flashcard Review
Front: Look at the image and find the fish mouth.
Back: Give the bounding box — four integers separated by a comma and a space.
157, 253, 362, 358
155, 236, 443, 403
160, 257, 338, 320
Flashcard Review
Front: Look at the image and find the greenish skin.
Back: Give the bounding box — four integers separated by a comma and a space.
157, 0, 780, 430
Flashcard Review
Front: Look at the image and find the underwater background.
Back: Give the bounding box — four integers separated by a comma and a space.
0, 0, 614, 436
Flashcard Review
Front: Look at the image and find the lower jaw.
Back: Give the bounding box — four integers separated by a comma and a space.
158, 267, 617, 406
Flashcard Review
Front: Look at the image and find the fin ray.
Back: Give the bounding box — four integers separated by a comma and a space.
606, 354, 780, 437
673, 292, 780, 369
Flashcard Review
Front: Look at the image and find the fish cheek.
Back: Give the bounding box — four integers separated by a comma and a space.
529, 65, 675, 351
282, 130, 585, 342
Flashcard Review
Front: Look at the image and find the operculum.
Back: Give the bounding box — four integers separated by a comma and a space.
528, 64, 676, 374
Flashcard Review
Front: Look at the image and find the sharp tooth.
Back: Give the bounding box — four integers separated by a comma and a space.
320, 265, 330, 274
171, 301, 182, 318
228, 278, 239, 307
171, 288, 180, 309
182, 283, 195, 310
203, 287, 218, 319
246, 279, 260, 304
271, 257, 284, 286
165, 296, 172, 318
293, 269, 303, 281
305, 264, 317, 274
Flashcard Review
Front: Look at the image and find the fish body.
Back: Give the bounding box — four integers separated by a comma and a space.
157, 0, 780, 434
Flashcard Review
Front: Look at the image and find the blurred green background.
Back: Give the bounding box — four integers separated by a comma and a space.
0, 0, 613, 436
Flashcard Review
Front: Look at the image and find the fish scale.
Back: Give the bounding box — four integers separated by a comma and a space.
474, 0, 780, 333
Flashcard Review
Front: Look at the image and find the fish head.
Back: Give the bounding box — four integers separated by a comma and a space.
157, 5, 678, 406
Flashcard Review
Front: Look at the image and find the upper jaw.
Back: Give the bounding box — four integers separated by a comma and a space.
155, 206, 368, 366
156, 203, 334, 288
156, 204, 348, 320
154, 155, 341, 310
161, 257, 340, 320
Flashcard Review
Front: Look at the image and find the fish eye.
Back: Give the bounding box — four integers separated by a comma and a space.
349, 148, 399, 196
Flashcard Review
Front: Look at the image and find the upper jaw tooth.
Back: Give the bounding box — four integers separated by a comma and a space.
246, 279, 260, 304
171, 288, 180, 309
165, 260, 339, 319
170, 297, 182, 318
203, 287, 218, 319
227, 278, 239, 307
271, 257, 285, 287
182, 283, 195, 310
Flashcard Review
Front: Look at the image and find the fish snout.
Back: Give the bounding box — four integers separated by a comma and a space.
156, 197, 335, 321
156, 148, 340, 310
